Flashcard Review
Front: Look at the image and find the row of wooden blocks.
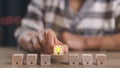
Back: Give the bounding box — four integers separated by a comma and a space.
69, 54, 107, 65
12, 54, 50, 65
12, 54, 107, 65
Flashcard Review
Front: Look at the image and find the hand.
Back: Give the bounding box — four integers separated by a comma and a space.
41, 29, 68, 54
19, 29, 68, 54
19, 31, 37, 52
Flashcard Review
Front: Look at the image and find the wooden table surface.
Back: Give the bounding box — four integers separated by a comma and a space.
0, 47, 120, 68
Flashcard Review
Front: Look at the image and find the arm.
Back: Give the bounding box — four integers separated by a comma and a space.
15, 0, 44, 52
62, 31, 120, 51
15, 0, 68, 53
62, 31, 102, 50
62, 0, 120, 51
100, 0, 120, 50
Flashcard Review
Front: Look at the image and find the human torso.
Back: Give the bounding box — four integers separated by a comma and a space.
44, 0, 116, 36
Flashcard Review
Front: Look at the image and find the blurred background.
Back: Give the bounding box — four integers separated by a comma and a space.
0, 0, 31, 46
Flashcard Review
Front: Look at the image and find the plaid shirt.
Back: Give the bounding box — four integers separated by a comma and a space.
15, 0, 120, 40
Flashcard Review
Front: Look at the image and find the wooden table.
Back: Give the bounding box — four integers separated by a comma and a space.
0, 47, 120, 68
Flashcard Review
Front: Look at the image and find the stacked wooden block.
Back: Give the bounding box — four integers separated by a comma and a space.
12, 53, 107, 65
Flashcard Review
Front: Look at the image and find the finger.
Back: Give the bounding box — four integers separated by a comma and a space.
20, 35, 35, 52
31, 34, 42, 53
45, 30, 55, 46
44, 29, 58, 54
45, 45, 53, 54
54, 37, 63, 45
41, 31, 53, 54
47, 30, 63, 45
27, 40, 35, 52
37, 31, 45, 49
62, 44, 69, 54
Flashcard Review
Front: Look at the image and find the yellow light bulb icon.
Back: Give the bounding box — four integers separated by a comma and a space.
54, 45, 63, 55
56, 46, 62, 53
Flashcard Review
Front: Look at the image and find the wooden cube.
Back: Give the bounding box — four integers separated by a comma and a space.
82, 54, 93, 65
12, 54, 24, 65
69, 54, 80, 65
54, 45, 64, 55
26, 54, 38, 65
41, 54, 51, 65
95, 54, 107, 65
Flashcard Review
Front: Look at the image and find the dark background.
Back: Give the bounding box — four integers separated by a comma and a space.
0, 0, 31, 46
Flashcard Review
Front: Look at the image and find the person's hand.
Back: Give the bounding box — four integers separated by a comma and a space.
19, 31, 38, 52
19, 29, 68, 54
62, 31, 86, 50
40, 29, 68, 54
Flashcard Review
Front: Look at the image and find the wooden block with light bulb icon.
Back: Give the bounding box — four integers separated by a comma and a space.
53, 45, 64, 55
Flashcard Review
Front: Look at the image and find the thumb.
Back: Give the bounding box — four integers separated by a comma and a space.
63, 44, 69, 54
